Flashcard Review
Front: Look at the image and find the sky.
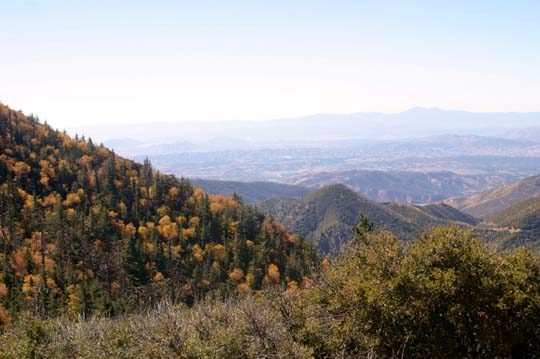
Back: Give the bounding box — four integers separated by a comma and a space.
1, 0, 540, 128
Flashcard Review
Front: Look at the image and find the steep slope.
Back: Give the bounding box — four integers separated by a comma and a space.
445, 175, 540, 219
415, 203, 479, 225
385, 203, 479, 228
190, 178, 310, 204
0, 103, 316, 319
486, 197, 540, 230
476, 198, 540, 251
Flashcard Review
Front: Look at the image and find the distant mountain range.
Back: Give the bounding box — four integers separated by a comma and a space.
70, 108, 540, 146
258, 184, 477, 254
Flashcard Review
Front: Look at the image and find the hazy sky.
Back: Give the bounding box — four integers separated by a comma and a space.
1, 0, 540, 128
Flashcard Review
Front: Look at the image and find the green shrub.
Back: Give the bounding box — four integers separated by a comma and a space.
2, 226, 540, 359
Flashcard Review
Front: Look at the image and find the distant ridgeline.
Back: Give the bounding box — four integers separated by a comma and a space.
0, 103, 317, 321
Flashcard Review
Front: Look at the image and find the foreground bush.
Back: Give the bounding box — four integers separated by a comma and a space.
1, 226, 540, 358
302, 227, 540, 358
0, 297, 312, 359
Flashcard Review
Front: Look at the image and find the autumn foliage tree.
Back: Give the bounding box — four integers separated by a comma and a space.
0, 103, 317, 323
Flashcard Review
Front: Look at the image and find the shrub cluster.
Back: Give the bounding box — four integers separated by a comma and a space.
2, 227, 540, 358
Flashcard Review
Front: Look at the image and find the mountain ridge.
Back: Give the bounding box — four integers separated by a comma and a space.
259, 183, 476, 254
445, 175, 540, 219
68, 107, 540, 144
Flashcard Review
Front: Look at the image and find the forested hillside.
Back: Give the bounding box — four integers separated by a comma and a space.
0, 104, 317, 324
